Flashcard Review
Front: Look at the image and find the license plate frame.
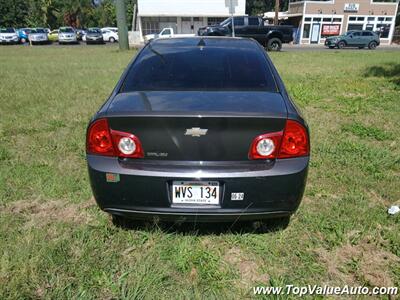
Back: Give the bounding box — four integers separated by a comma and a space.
172, 181, 220, 205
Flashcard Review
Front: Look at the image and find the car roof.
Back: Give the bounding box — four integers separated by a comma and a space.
150, 37, 260, 49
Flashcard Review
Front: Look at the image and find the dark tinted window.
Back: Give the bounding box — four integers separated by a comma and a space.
121, 40, 276, 92
352, 32, 361, 36
362, 31, 373, 36
248, 17, 260, 26
234, 17, 244, 26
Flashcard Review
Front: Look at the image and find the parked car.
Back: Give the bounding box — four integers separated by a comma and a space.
102, 27, 118, 33
58, 27, 78, 44
43, 28, 50, 34
325, 30, 380, 49
48, 29, 59, 42
198, 16, 293, 51
84, 28, 104, 44
144, 27, 194, 43
28, 28, 50, 45
0, 27, 19, 44
86, 37, 310, 227
101, 28, 119, 43
17, 28, 33, 43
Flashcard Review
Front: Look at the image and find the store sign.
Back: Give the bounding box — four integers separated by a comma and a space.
322, 24, 341, 35
344, 3, 359, 12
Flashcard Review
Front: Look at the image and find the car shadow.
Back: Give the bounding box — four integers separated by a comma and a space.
111, 216, 290, 235
363, 63, 400, 86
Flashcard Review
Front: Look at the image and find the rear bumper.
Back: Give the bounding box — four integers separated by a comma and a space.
87, 155, 309, 222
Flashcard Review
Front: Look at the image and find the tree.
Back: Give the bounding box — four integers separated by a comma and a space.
246, 0, 289, 16
0, 0, 29, 27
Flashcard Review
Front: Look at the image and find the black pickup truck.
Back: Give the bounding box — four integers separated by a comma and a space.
198, 16, 293, 51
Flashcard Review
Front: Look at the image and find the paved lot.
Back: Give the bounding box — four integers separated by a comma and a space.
3, 41, 400, 51
282, 43, 400, 51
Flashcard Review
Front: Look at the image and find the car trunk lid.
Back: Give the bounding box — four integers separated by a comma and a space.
106, 91, 287, 161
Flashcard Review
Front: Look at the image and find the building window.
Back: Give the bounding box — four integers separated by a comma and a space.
323, 18, 332, 22
368, 17, 375, 21
193, 17, 201, 22
313, 18, 321, 22
376, 24, 391, 38
357, 17, 365, 21
378, 17, 384, 21
321, 24, 341, 38
385, 17, 392, 21
332, 18, 342, 22
141, 17, 160, 35
365, 24, 374, 31
207, 17, 226, 26
305, 17, 312, 21
141, 17, 177, 36
347, 24, 363, 31
303, 23, 311, 38
159, 17, 177, 23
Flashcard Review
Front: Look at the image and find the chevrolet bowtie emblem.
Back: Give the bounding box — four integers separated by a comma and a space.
185, 127, 208, 137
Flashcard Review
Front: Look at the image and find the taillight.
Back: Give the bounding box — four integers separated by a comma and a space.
86, 118, 144, 158
248, 132, 283, 159
249, 120, 309, 160
110, 130, 144, 158
87, 119, 114, 156
278, 120, 309, 158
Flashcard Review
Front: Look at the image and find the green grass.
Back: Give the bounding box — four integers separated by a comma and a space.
0, 45, 399, 299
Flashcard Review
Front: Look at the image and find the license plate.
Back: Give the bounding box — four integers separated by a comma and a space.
172, 181, 219, 205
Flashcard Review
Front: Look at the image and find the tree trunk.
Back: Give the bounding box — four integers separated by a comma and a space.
274, 0, 279, 25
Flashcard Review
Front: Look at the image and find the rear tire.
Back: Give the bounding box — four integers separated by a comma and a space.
267, 38, 282, 51
109, 37, 116, 43
368, 41, 377, 50
253, 216, 291, 233
337, 41, 345, 49
111, 215, 129, 227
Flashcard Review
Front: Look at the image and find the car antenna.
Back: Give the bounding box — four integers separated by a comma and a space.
197, 38, 206, 47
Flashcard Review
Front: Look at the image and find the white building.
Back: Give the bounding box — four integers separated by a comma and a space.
137, 0, 246, 40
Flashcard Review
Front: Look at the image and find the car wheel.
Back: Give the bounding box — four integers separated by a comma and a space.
252, 216, 291, 233
337, 41, 345, 49
111, 214, 130, 228
328, 46, 335, 49
267, 38, 282, 51
368, 41, 377, 50
109, 37, 116, 43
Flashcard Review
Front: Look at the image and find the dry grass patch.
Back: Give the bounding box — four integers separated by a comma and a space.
3, 198, 96, 228
224, 247, 269, 288
315, 236, 400, 287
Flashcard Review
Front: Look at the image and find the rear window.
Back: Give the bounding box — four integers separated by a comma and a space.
121, 41, 277, 92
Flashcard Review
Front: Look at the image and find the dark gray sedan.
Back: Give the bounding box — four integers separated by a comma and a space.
86, 37, 310, 227
84, 28, 104, 44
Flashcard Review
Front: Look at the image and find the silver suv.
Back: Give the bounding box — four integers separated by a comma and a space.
58, 27, 78, 45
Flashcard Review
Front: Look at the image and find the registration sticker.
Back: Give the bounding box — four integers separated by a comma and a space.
106, 173, 120, 183
231, 193, 244, 201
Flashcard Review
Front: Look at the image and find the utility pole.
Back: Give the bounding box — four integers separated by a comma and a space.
274, 0, 280, 26
115, 0, 129, 50
226, 0, 237, 37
